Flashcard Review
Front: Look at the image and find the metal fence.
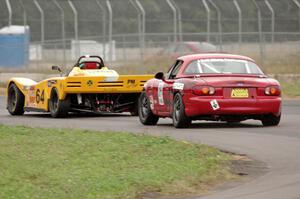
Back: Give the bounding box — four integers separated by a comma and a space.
0, 0, 300, 73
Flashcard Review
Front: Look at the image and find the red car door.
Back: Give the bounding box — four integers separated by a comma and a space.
151, 80, 161, 114
161, 80, 174, 114
158, 60, 183, 115
153, 80, 173, 116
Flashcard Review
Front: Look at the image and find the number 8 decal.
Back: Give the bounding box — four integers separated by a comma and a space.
158, 82, 164, 105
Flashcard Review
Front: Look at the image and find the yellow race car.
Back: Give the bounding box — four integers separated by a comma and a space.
7, 55, 153, 117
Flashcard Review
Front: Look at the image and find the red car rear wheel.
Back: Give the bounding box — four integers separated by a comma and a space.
138, 92, 159, 125
261, 114, 281, 126
173, 93, 191, 128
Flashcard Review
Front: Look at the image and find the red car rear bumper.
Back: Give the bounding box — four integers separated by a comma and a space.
184, 95, 281, 117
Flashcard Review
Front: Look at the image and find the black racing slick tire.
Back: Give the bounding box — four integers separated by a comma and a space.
138, 92, 159, 125
261, 114, 281, 126
172, 93, 191, 128
7, 83, 25, 115
49, 88, 70, 118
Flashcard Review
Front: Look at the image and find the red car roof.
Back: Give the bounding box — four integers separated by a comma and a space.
178, 53, 255, 63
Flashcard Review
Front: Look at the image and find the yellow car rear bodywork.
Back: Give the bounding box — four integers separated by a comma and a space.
7, 68, 153, 112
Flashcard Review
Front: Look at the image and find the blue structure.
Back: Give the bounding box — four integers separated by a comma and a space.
0, 26, 30, 67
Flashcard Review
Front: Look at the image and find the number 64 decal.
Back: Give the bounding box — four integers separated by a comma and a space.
36, 89, 45, 104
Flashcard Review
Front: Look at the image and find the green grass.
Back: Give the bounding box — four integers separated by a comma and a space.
0, 82, 7, 88
281, 82, 300, 97
0, 125, 232, 199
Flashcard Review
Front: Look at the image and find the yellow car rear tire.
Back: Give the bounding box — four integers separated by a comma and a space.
49, 88, 70, 118
7, 83, 25, 115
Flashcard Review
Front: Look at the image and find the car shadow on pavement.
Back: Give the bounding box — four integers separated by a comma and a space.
22, 112, 130, 118
157, 122, 262, 129
191, 122, 262, 128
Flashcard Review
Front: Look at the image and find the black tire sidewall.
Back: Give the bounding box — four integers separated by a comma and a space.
7, 84, 24, 115
49, 88, 58, 117
138, 92, 149, 123
138, 92, 159, 125
262, 114, 281, 126
49, 88, 69, 118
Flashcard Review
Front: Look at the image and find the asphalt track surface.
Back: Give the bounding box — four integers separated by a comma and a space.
0, 96, 300, 199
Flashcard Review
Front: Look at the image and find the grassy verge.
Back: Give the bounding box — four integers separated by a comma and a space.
0, 82, 6, 95
0, 88, 5, 96
0, 125, 233, 199
281, 82, 300, 98
0, 82, 6, 88
116, 56, 173, 75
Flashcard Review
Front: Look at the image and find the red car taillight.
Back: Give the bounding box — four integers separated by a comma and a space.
265, 86, 281, 96
192, 86, 215, 96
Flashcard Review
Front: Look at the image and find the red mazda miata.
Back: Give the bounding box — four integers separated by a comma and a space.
138, 53, 281, 128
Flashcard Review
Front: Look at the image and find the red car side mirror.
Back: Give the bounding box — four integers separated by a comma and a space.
154, 72, 165, 80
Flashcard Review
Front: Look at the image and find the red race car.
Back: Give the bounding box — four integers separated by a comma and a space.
138, 53, 281, 128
